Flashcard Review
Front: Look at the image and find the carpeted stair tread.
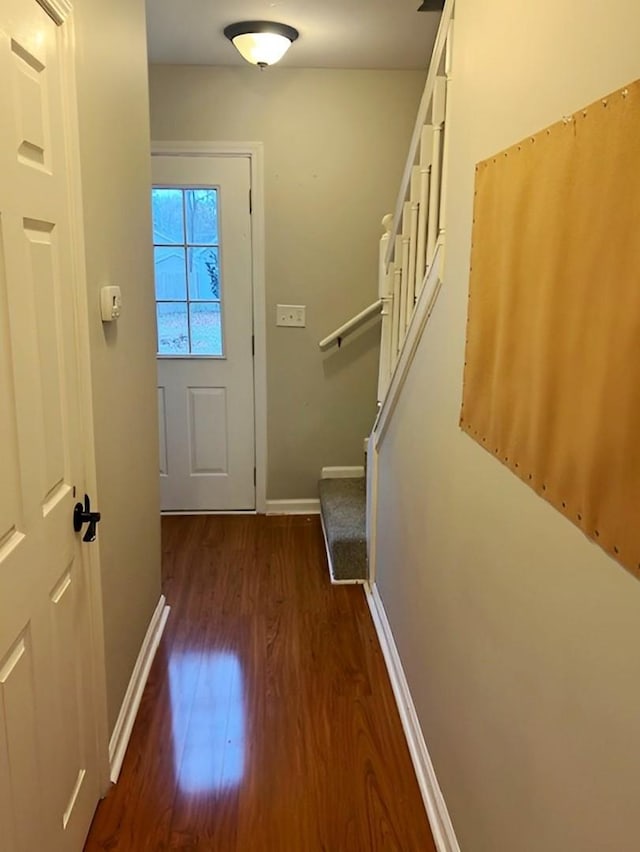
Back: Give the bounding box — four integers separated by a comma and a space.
318, 477, 367, 581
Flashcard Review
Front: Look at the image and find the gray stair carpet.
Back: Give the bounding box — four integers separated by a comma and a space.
318, 477, 367, 582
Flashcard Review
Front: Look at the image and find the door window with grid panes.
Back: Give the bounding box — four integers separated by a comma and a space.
152, 187, 223, 356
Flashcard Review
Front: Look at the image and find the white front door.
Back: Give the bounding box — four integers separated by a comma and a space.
0, 2, 102, 850
153, 155, 255, 511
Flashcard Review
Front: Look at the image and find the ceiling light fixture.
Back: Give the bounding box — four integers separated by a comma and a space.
223, 21, 299, 68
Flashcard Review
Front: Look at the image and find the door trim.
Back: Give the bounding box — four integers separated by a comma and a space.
151, 141, 267, 513
57, 7, 111, 791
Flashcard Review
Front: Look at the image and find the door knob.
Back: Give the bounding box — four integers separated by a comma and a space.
73, 494, 101, 543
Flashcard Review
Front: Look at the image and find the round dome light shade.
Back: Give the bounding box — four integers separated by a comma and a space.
224, 22, 299, 67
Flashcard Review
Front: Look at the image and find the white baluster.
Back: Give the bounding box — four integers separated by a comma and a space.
426, 76, 447, 271
389, 261, 398, 367
400, 205, 411, 344
377, 214, 394, 403
415, 124, 432, 300
378, 213, 394, 298
378, 296, 392, 404
392, 233, 403, 352
406, 168, 420, 329
438, 22, 454, 245
391, 253, 402, 363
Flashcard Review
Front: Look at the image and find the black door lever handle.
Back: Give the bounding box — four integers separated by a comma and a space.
73, 494, 101, 543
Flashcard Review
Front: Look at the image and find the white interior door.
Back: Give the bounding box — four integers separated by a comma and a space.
153, 155, 255, 511
0, 2, 102, 850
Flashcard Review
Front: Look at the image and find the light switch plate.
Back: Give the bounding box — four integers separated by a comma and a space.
100, 285, 122, 322
277, 304, 306, 327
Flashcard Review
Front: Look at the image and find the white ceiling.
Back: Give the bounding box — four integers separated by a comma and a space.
145, 0, 441, 69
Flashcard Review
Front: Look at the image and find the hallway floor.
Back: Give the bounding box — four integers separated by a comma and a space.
84, 514, 436, 851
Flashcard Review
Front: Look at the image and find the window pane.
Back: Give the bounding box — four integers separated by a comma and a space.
154, 247, 187, 300
186, 189, 218, 244
188, 247, 220, 299
157, 303, 189, 355
152, 188, 184, 244
190, 303, 223, 356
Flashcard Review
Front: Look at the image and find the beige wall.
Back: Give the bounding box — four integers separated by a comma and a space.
375, 1, 640, 850
74, 0, 162, 733
148, 66, 424, 499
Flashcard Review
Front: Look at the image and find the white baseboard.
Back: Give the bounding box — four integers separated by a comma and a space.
108, 595, 170, 783
265, 499, 320, 515
319, 509, 366, 586
321, 466, 365, 479
365, 583, 460, 852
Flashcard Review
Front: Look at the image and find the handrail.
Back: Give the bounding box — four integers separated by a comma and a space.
319, 299, 382, 350
385, 0, 455, 266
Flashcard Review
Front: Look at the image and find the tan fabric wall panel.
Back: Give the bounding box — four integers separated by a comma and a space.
461, 79, 640, 578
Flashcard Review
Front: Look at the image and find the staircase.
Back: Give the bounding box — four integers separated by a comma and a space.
318, 0, 454, 584
319, 477, 367, 583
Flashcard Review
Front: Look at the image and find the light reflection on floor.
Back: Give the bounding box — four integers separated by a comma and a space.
168, 651, 245, 794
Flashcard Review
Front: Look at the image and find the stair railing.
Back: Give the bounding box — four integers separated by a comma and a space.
319, 0, 455, 410
378, 0, 454, 405
319, 299, 383, 350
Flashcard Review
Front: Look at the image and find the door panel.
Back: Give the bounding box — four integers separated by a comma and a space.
10, 35, 50, 170
189, 386, 228, 474
153, 156, 255, 511
24, 221, 67, 491
49, 561, 84, 814
0, 630, 43, 852
0, 230, 22, 540
0, 2, 101, 850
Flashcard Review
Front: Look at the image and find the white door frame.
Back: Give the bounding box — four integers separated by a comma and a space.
151, 142, 267, 514
39, 1, 111, 791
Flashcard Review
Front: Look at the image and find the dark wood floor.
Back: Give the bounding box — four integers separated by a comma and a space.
84, 515, 436, 851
